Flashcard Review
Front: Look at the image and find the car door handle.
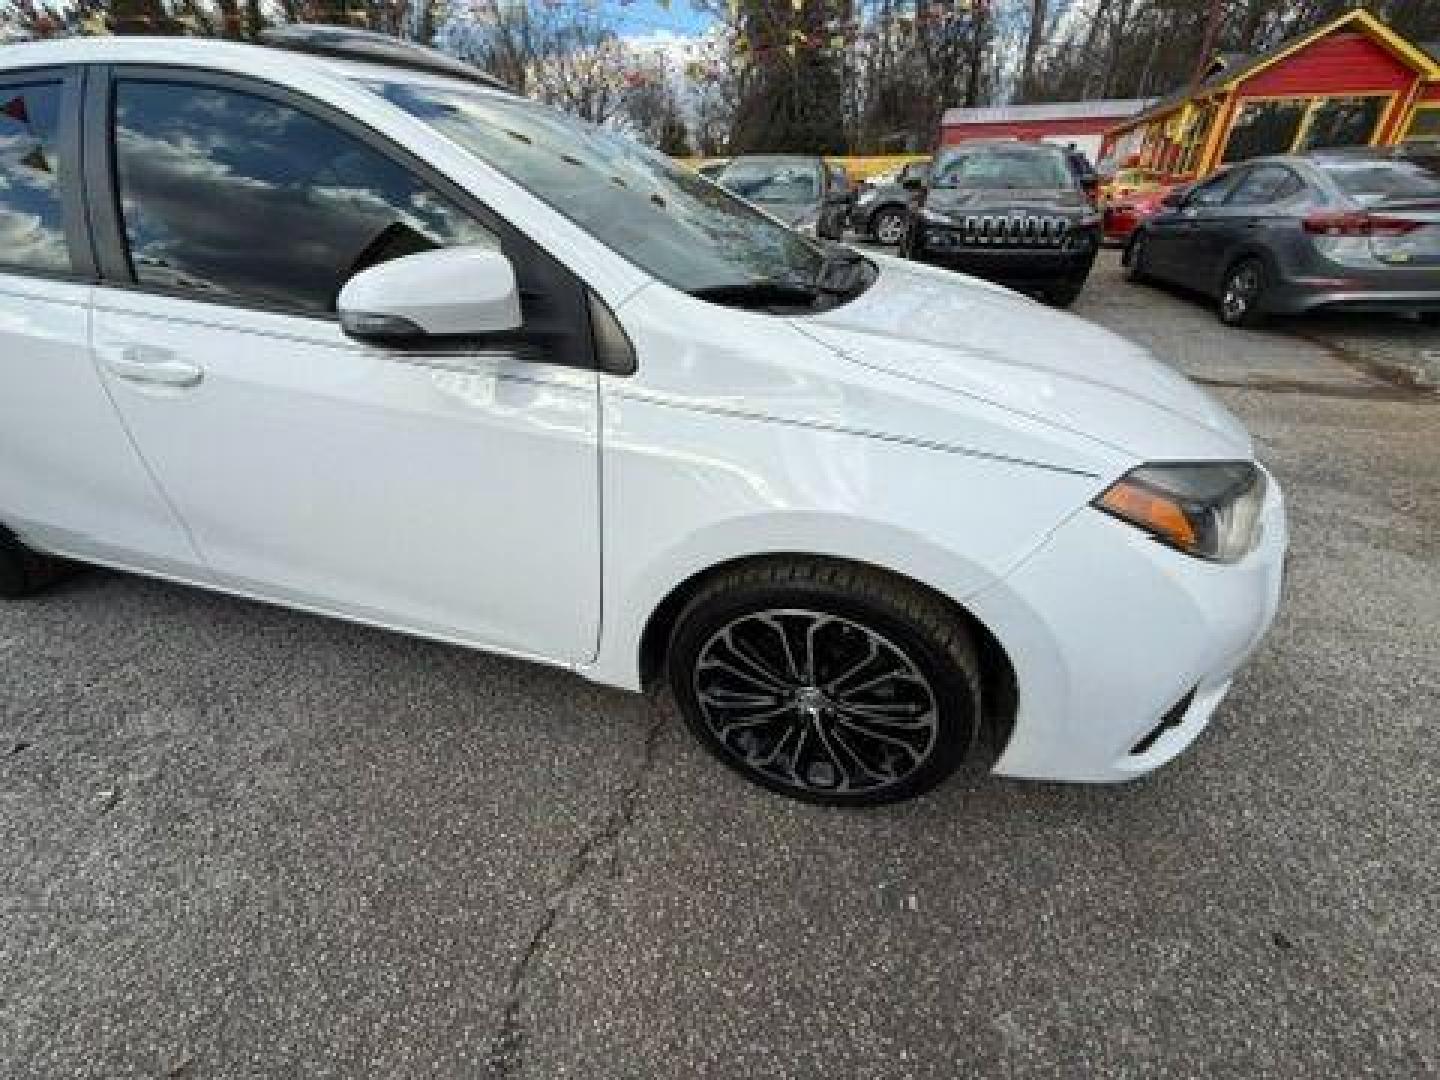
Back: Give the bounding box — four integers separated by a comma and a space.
103, 346, 205, 389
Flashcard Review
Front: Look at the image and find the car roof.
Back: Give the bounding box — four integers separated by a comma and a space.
0, 34, 500, 97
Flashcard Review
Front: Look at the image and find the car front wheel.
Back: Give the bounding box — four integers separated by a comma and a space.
870, 206, 908, 246
1042, 279, 1086, 308
1219, 257, 1268, 328
666, 558, 980, 806
1125, 232, 1152, 284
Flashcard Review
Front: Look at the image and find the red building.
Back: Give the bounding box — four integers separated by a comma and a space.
940, 99, 1153, 162
1100, 8, 1440, 181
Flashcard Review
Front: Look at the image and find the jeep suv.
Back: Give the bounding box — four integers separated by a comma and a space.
903, 140, 1103, 306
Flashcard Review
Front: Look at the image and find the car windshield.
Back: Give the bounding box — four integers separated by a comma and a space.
1320, 159, 1440, 205
718, 159, 821, 203
932, 145, 1074, 190
371, 81, 824, 295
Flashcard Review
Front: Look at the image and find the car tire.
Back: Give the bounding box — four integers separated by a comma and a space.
0, 529, 69, 599
870, 207, 908, 246
1125, 232, 1152, 284
1042, 280, 1085, 308
666, 557, 980, 806
1218, 256, 1269, 328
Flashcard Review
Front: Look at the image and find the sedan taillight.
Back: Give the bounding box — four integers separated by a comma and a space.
1302, 211, 1422, 238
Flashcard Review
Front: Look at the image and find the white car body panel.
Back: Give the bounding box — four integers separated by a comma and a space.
0, 37, 1291, 789
0, 274, 200, 573
90, 293, 602, 664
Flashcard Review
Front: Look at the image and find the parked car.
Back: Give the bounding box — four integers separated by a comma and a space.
1104, 182, 1187, 245
1101, 167, 1167, 205
1, 30, 1287, 805
851, 159, 930, 245
713, 154, 851, 241
1126, 151, 1440, 327
903, 140, 1103, 306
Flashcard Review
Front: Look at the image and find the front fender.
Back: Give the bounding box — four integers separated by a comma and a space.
584, 391, 1101, 690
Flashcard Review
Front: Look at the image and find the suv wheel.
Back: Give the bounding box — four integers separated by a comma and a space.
871, 207, 907, 246
1219, 257, 1268, 328
666, 558, 980, 806
1042, 279, 1085, 308
0, 529, 69, 599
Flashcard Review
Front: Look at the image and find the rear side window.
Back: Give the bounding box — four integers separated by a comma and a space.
0, 80, 72, 275
1319, 159, 1440, 205
1225, 165, 1304, 206
111, 80, 496, 314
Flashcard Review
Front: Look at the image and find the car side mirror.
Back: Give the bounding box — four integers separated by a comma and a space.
338, 246, 522, 345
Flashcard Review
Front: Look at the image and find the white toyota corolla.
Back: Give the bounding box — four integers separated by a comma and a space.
0, 30, 1286, 804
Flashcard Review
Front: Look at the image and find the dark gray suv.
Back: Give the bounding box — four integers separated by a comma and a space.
902, 141, 1102, 307
1125, 151, 1440, 327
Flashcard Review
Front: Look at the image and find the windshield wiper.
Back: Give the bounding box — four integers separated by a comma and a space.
688, 280, 819, 309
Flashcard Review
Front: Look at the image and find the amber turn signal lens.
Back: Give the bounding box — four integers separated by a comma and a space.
1097, 480, 1199, 551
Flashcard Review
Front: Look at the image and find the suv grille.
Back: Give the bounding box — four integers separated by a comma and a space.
953, 214, 1071, 248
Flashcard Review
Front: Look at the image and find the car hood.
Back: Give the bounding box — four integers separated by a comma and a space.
796, 256, 1252, 461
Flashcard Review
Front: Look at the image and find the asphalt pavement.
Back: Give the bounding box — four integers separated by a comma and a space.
2, 251, 1437, 1079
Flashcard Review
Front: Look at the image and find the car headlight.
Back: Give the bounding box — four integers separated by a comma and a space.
1094, 462, 1266, 563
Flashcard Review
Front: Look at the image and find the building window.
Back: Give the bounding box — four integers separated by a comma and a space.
1222, 99, 1309, 164
1178, 99, 1219, 175
1297, 96, 1387, 153
1404, 106, 1440, 145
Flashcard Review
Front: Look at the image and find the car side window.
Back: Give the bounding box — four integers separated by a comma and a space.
0, 80, 73, 275
1225, 164, 1303, 207
1187, 170, 1241, 208
111, 79, 497, 315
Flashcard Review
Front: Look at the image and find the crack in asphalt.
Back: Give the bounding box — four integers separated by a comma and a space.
487, 706, 668, 1079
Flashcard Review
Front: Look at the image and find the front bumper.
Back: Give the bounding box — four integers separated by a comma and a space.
911, 228, 1100, 284
970, 469, 1287, 783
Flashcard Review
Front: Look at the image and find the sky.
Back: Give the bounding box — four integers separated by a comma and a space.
611, 0, 713, 40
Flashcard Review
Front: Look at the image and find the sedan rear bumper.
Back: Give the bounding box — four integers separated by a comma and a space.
1267, 283, 1440, 315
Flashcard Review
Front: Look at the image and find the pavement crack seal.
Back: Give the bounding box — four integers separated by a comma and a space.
487, 708, 667, 1079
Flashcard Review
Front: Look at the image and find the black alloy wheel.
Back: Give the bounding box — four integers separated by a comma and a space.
667, 559, 979, 805
1219, 256, 1268, 328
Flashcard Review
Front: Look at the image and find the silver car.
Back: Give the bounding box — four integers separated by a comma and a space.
1126, 150, 1440, 327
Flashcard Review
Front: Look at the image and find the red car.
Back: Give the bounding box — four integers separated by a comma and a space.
1103, 186, 1178, 245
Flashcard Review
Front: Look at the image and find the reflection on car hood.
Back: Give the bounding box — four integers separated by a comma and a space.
797, 256, 1252, 461
751, 200, 816, 226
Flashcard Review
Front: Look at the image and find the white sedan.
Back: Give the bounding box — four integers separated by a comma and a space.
0, 30, 1286, 804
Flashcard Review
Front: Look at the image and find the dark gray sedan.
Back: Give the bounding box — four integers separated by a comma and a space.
850, 160, 929, 245
1125, 151, 1440, 327
713, 155, 851, 241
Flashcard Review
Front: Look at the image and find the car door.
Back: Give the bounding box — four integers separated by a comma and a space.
83, 67, 602, 664
1208, 163, 1309, 293
0, 66, 202, 575
1157, 168, 1245, 288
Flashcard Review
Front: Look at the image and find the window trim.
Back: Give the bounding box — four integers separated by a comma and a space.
80, 63, 605, 372
0, 64, 96, 283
